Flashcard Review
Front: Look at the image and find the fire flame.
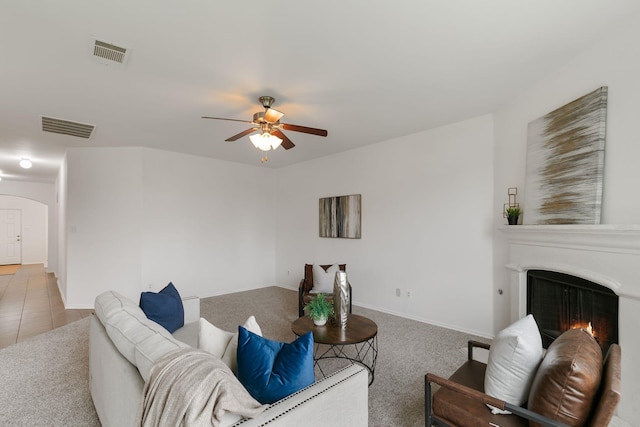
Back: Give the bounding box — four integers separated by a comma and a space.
571, 321, 595, 338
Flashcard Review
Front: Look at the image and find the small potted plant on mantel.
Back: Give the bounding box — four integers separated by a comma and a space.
303, 293, 334, 326
505, 206, 522, 225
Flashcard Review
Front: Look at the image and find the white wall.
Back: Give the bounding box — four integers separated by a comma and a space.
0, 180, 56, 273
140, 148, 276, 299
65, 147, 144, 307
0, 195, 47, 264
493, 13, 640, 330
56, 159, 68, 301
492, 15, 640, 423
275, 115, 495, 337
63, 146, 276, 307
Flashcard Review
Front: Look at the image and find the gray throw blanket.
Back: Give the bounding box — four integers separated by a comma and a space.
138, 348, 267, 427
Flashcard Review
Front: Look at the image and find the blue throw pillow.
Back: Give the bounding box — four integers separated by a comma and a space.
139, 282, 184, 333
237, 326, 314, 404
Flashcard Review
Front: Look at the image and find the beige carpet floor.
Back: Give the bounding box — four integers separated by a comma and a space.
1, 286, 628, 426
200, 286, 488, 426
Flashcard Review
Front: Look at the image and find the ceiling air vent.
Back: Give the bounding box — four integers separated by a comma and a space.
91, 39, 129, 65
41, 116, 95, 139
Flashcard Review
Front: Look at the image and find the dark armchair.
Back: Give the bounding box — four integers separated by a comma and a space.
298, 264, 352, 317
425, 331, 621, 427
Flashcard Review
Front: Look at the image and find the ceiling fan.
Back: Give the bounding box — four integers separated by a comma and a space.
202, 96, 328, 162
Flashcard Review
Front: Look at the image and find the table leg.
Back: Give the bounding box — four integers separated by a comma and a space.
313, 335, 378, 386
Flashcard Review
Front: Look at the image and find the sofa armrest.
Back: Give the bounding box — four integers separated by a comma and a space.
232, 365, 368, 427
181, 296, 200, 324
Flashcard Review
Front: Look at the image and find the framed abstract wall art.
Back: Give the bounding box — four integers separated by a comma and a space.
524, 87, 607, 224
319, 194, 361, 238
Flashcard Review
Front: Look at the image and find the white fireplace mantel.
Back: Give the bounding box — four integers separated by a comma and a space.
500, 224, 640, 301
500, 224, 640, 252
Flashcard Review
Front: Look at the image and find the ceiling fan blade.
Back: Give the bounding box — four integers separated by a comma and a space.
225, 128, 258, 142
264, 108, 284, 123
272, 129, 295, 150
280, 123, 328, 137
201, 116, 253, 124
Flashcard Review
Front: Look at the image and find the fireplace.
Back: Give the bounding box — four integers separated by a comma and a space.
501, 224, 640, 423
527, 269, 618, 354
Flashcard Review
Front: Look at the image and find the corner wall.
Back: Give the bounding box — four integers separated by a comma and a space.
492, 15, 640, 423
275, 115, 495, 337
139, 148, 277, 299
65, 147, 143, 307
63, 146, 276, 307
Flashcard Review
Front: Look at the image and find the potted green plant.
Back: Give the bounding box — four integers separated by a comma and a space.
303, 293, 334, 326
505, 206, 522, 225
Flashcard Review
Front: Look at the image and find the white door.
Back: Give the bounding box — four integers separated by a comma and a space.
0, 209, 21, 265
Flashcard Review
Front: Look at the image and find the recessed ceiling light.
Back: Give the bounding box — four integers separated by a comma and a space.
20, 158, 32, 169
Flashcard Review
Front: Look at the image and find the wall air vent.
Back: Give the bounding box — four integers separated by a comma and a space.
42, 116, 95, 139
91, 38, 129, 66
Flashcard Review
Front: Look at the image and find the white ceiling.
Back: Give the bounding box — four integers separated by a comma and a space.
1, 1, 639, 184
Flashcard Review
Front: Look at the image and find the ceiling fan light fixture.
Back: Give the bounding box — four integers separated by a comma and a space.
250, 133, 282, 151
202, 95, 327, 158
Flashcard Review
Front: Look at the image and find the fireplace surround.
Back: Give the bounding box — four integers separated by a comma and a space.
501, 224, 640, 424
527, 269, 618, 354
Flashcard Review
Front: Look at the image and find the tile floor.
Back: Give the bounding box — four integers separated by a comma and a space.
0, 264, 92, 349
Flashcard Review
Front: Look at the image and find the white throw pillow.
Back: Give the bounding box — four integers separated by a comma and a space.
311, 264, 339, 293
484, 314, 543, 414
198, 316, 262, 374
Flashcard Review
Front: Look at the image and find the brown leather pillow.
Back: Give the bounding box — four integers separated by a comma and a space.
528, 328, 603, 427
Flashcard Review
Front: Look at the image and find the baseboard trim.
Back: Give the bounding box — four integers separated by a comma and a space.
275, 284, 493, 340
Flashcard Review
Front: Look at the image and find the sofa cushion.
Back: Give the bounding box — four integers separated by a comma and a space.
198, 316, 262, 374
311, 263, 338, 293
528, 328, 603, 427
134, 330, 189, 382
95, 290, 176, 364
484, 314, 543, 413
237, 327, 314, 404
171, 321, 198, 347
139, 282, 185, 333
95, 290, 189, 380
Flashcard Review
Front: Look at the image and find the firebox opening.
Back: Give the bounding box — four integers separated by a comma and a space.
527, 270, 619, 355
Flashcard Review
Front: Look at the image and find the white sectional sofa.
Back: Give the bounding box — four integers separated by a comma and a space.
89, 290, 368, 426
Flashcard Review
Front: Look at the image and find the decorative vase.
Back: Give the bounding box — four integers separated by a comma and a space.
333, 270, 350, 328
508, 215, 519, 225
313, 317, 327, 326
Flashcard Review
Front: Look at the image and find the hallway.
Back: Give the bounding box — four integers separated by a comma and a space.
0, 264, 91, 349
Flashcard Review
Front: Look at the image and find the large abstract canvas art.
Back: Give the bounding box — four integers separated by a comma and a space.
524, 87, 607, 225
319, 194, 361, 238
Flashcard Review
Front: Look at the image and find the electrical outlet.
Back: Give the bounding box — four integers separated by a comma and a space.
148, 283, 153, 289
395, 288, 401, 297
407, 290, 412, 298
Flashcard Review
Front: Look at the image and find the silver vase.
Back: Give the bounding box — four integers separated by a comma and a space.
333, 270, 349, 328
